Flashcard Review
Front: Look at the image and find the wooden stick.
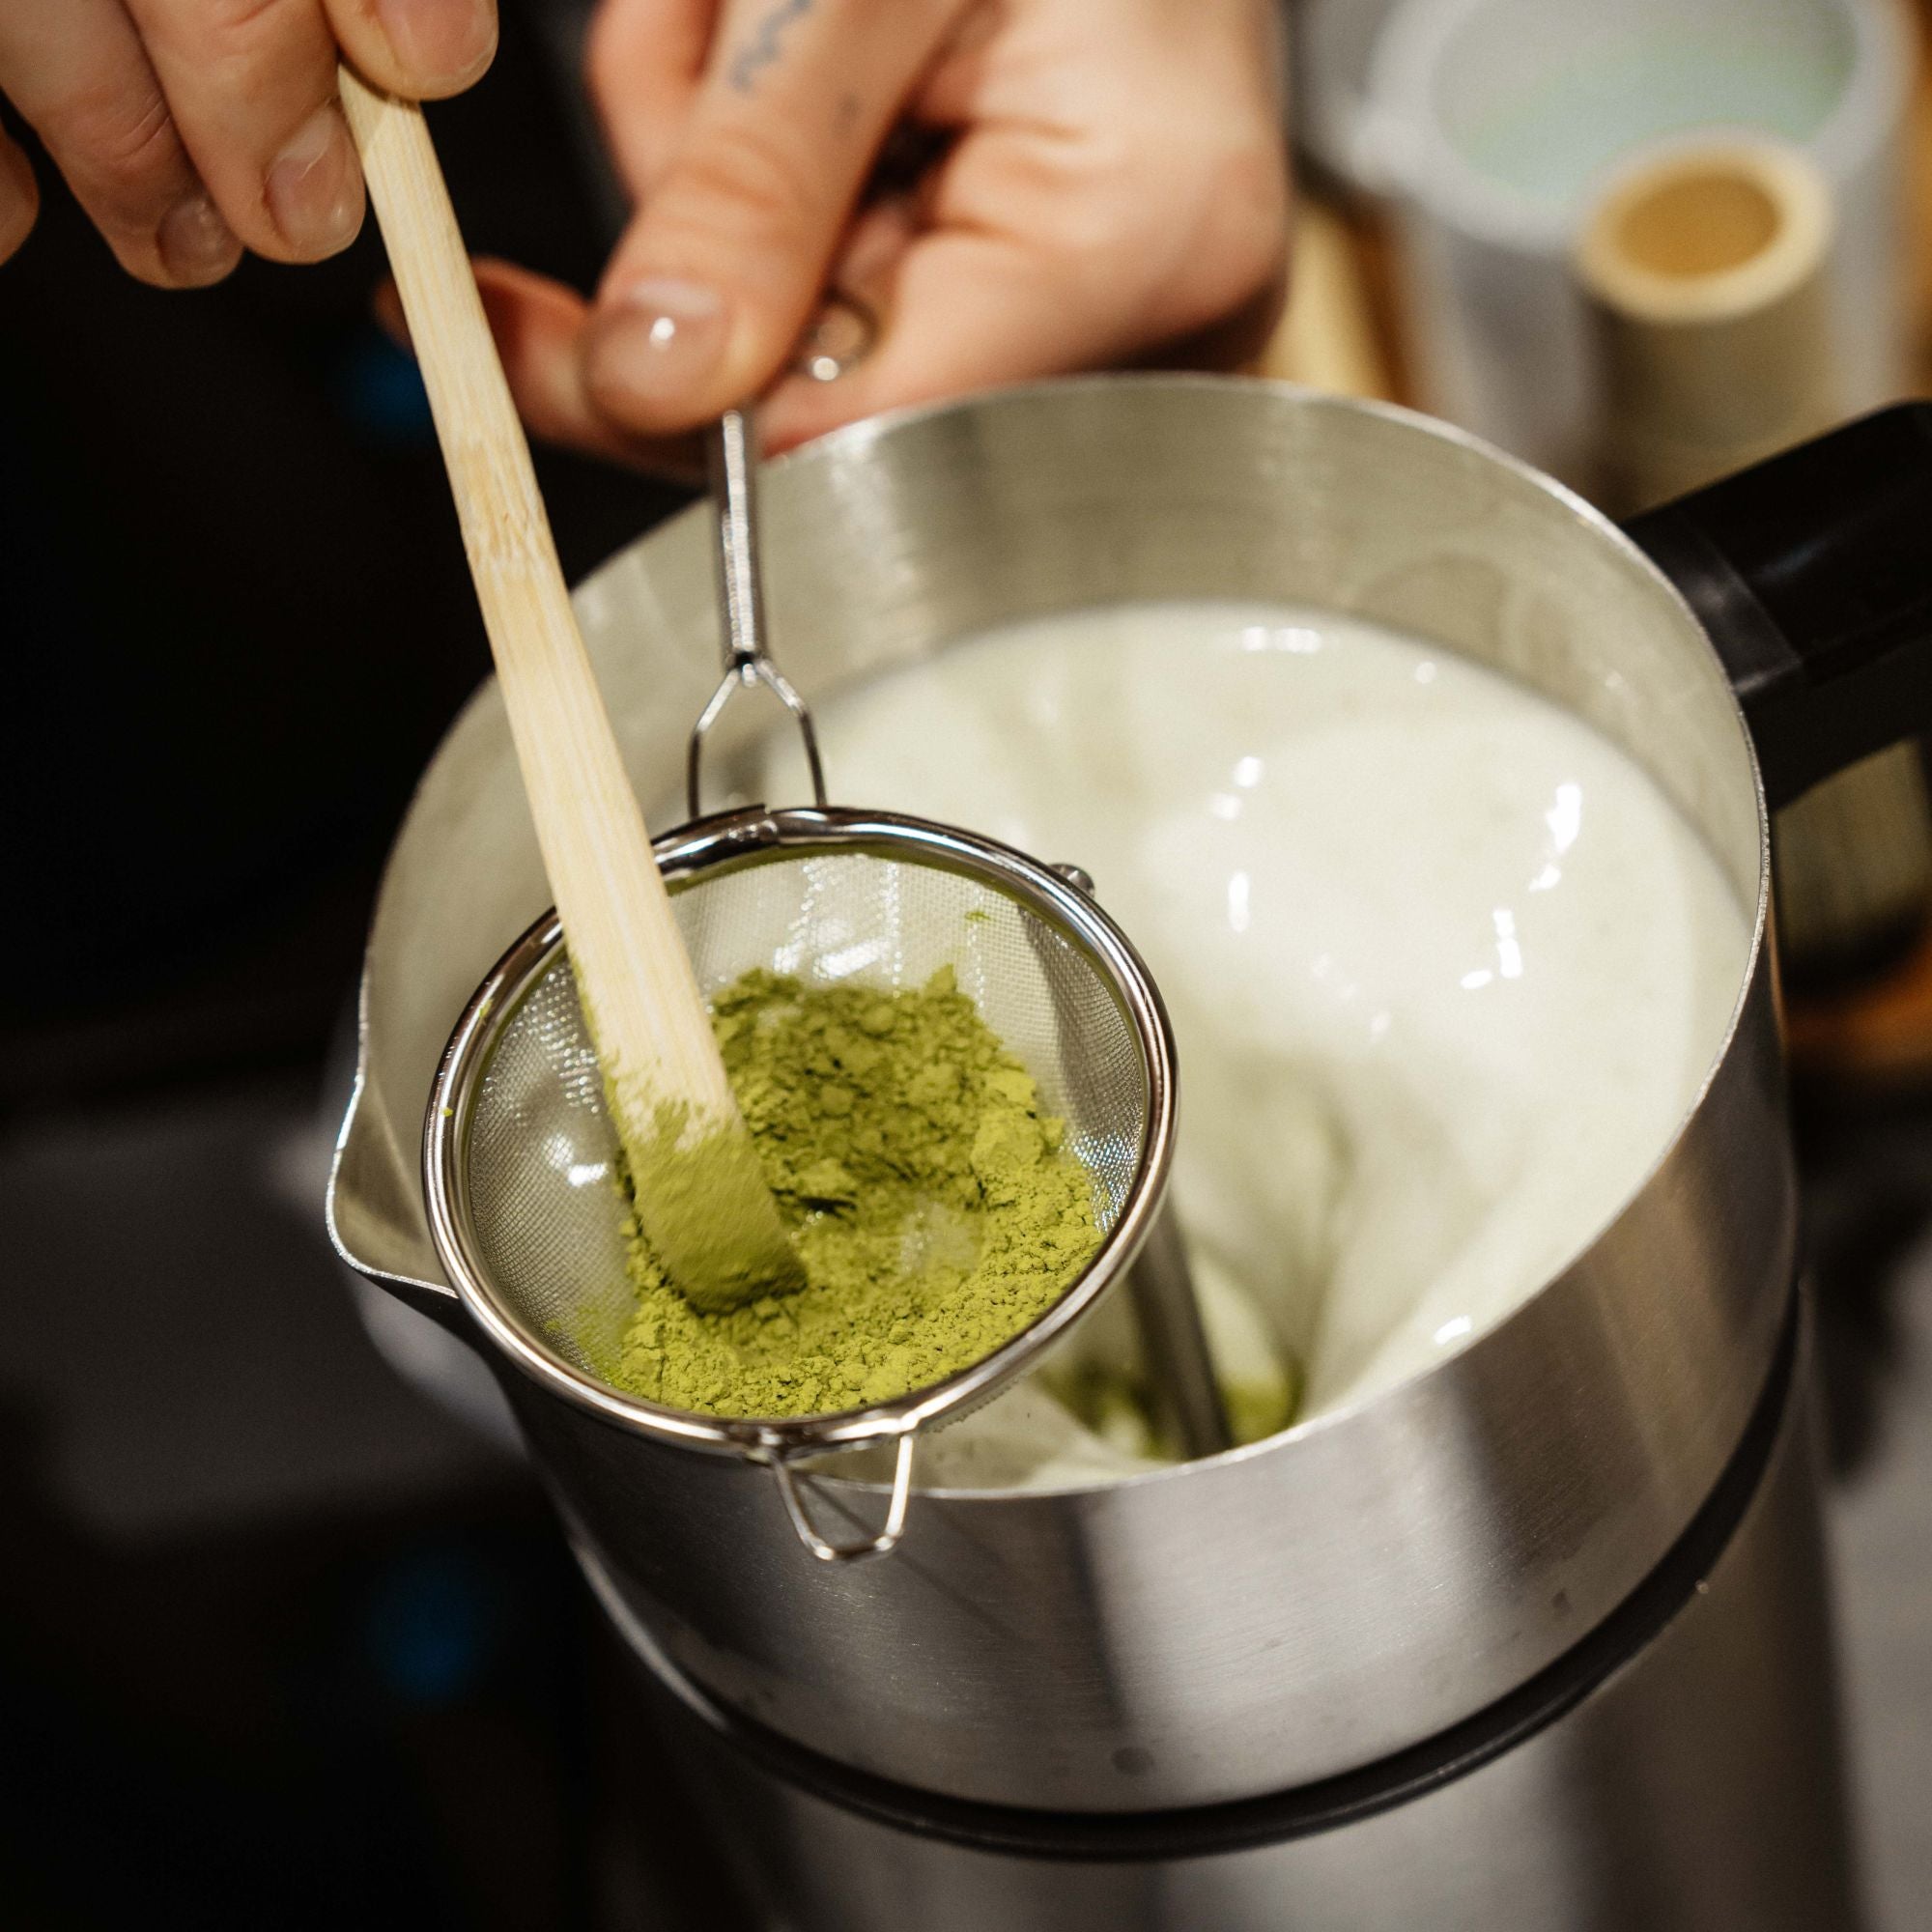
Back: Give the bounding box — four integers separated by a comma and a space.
340, 70, 799, 1312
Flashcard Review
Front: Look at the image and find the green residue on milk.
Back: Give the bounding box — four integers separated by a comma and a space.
1040, 1319, 1299, 1462
610, 966, 1101, 1420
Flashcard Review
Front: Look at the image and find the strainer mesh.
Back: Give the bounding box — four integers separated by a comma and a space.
462, 848, 1150, 1390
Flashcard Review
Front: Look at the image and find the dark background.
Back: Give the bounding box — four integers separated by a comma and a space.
1, 7, 673, 1110
0, 16, 756, 1927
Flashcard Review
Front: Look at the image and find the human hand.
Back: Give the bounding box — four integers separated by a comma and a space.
472, 0, 1290, 469
0, 0, 497, 286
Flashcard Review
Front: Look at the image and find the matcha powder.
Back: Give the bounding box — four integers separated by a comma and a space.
610, 965, 1103, 1420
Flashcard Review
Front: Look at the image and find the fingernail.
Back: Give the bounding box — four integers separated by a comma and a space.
588, 279, 728, 419
157, 191, 240, 286
374, 0, 497, 88
267, 107, 362, 258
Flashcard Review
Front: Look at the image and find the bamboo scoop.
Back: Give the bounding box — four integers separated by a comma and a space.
339, 69, 801, 1314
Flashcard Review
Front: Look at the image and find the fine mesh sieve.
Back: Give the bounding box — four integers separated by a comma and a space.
424, 805, 1178, 1561
425, 400, 1182, 1562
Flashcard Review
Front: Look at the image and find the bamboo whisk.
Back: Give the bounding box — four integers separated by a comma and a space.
340, 70, 800, 1313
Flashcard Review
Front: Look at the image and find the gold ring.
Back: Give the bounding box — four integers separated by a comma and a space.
792, 290, 879, 383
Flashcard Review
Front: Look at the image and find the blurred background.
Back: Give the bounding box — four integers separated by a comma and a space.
7, 0, 1932, 1924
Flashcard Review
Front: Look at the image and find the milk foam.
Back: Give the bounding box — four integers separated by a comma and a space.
751, 600, 1753, 1446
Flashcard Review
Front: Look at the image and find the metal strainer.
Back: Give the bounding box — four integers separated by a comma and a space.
422, 395, 1184, 1562
419, 384, 1175, 1561
424, 806, 1176, 1561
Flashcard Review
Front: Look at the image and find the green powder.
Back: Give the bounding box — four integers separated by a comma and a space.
609, 965, 1102, 1420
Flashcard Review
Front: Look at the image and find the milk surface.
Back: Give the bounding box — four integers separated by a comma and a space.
752, 601, 1753, 1457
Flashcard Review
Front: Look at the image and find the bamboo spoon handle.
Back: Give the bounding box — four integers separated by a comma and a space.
340, 69, 797, 1311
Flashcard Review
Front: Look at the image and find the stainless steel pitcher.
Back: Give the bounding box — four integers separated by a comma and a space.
328, 379, 1930, 1826
633, 1308, 1858, 1932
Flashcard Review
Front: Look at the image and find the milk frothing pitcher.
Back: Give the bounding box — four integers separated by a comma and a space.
331, 378, 1932, 1929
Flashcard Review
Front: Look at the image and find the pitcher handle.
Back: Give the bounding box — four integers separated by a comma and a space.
768, 1434, 916, 1563
1624, 401, 1932, 810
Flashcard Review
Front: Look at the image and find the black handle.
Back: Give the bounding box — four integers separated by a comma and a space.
1623, 402, 1932, 810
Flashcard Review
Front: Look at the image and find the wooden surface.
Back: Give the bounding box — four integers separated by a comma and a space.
341, 71, 794, 1304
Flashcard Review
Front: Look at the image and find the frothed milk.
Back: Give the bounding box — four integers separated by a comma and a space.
746, 601, 1752, 1475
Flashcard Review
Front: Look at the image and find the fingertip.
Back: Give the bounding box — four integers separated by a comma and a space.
263, 106, 365, 262
156, 191, 243, 288
0, 138, 39, 268
469, 259, 722, 478
336, 0, 499, 101
473, 255, 590, 351
581, 279, 741, 436
371, 275, 412, 352
472, 258, 616, 452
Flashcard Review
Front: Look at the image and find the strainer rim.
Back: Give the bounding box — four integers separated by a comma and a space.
422, 804, 1178, 1463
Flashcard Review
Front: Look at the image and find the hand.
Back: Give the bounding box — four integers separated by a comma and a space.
0, 0, 497, 286
474, 0, 1291, 468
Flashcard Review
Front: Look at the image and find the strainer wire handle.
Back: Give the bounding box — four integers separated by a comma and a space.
688, 408, 830, 820
769, 1433, 917, 1564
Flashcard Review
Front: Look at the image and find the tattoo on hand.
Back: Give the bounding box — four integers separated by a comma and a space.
729, 0, 814, 92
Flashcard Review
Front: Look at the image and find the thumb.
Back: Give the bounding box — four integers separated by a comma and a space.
581, 0, 959, 434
